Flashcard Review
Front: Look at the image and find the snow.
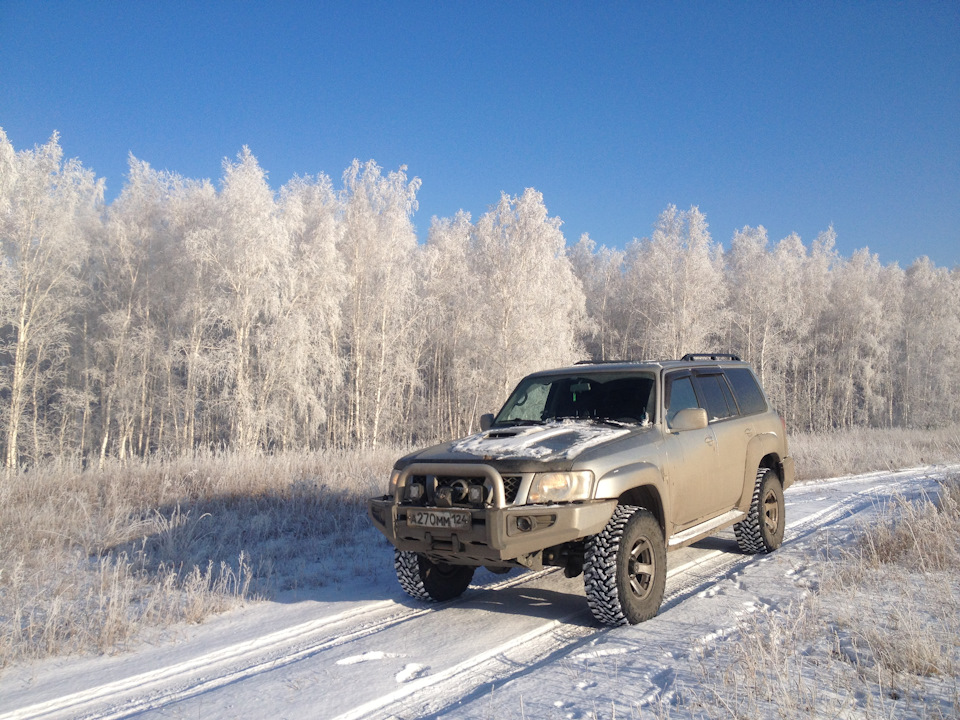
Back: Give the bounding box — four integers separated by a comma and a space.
450, 420, 632, 461
1, 465, 957, 720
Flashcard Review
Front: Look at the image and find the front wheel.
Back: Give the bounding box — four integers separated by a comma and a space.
583, 505, 666, 625
734, 468, 785, 553
394, 550, 475, 602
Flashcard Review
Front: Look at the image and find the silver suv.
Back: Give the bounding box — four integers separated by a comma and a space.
368, 354, 794, 625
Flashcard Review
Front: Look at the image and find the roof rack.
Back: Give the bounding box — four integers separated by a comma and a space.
574, 359, 646, 365
680, 353, 742, 362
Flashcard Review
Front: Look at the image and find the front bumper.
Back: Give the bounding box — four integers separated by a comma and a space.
368, 497, 617, 567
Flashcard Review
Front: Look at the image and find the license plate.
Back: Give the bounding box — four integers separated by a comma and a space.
406, 509, 471, 529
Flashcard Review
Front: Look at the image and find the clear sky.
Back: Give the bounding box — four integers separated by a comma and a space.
2, 1, 958, 268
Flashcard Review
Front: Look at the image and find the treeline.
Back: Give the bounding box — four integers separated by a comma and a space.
1, 131, 958, 467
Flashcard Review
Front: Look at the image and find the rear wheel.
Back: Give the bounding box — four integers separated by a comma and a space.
583, 505, 666, 625
734, 468, 785, 553
394, 550, 475, 601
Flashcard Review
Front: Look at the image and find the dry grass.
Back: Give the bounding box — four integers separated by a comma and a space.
790, 425, 960, 481
2, 425, 959, 672
662, 473, 960, 719
0, 447, 401, 666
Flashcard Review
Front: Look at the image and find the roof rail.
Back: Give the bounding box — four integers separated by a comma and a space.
574, 359, 646, 365
680, 353, 742, 362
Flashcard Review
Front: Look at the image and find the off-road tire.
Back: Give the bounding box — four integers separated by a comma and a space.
394, 549, 475, 602
583, 505, 666, 625
734, 468, 785, 553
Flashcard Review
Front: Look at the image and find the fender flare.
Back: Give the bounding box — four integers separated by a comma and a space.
594, 461, 669, 533
737, 432, 783, 510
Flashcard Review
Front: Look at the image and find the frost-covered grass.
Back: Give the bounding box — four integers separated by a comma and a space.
0, 448, 399, 666
790, 425, 960, 481
652, 472, 960, 720
2, 425, 959, 671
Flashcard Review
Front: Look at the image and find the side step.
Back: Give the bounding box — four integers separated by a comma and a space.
668, 509, 746, 549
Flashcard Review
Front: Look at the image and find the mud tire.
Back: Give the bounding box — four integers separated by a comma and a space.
583, 505, 666, 625
394, 549, 475, 602
734, 468, 785, 553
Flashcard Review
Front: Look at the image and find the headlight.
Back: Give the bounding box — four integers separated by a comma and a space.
387, 469, 402, 496
527, 471, 594, 503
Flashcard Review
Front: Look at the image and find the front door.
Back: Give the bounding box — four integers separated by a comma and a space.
662, 373, 721, 527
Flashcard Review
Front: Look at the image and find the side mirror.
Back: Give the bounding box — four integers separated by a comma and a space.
670, 407, 708, 432
480, 413, 494, 431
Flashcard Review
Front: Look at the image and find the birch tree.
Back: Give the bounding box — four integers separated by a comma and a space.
0, 131, 103, 468
201, 147, 287, 449
570, 233, 625, 361
338, 161, 421, 447
275, 174, 346, 448
421, 211, 480, 437
469, 189, 585, 405
900, 258, 960, 426
91, 157, 174, 462
620, 206, 726, 360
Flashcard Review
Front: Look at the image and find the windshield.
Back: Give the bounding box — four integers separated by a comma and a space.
495, 372, 656, 426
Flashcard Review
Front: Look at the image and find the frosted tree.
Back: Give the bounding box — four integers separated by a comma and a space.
569, 234, 625, 361
0, 130, 103, 468
194, 147, 287, 449
159, 175, 219, 452
421, 211, 481, 437
620, 206, 726, 360
769, 232, 815, 425
337, 161, 421, 447
788, 229, 838, 430
724, 226, 811, 415
468, 189, 585, 407
726, 226, 775, 371
818, 249, 901, 427
899, 258, 960, 426
91, 157, 181, 463
275, 173, 346, 448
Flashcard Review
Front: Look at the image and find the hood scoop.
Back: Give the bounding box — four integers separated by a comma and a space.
486, 428, 525, 439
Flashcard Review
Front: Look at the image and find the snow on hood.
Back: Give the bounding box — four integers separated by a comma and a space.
449, 420, 632, 461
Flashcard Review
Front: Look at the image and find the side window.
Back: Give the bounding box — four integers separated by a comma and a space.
694, 374, 735, 421
665, 375, 699, 427
724, 368, 768, 416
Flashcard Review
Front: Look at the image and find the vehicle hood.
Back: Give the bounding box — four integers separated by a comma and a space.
397, 420, 635, 468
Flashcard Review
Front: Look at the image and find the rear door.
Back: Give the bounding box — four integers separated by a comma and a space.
662, 371, 721, 527
692, 369, 750, 511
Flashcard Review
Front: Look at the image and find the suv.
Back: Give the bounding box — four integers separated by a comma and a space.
368, 354, 794, 625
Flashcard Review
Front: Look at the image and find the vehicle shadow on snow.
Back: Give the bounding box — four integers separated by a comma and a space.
454, 579, 597, 627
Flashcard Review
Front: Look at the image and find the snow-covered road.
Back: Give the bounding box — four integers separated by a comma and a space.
0, 466, 952, 720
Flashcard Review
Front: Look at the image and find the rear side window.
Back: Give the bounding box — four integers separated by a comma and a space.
695, 374, 735, 421
725, 368, 768, 416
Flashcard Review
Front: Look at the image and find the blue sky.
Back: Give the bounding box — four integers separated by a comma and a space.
1, 1, 958, 267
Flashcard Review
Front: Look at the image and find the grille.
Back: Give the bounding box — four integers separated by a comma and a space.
403, 473, 523, 506
502, 476, 522, 503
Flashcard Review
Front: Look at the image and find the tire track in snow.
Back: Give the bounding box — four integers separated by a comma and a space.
3, 471, 938, 720
339, 472, 933, 720
1, 570, 553, 720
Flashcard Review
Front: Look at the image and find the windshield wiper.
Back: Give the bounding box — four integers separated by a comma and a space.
552, 416, 641, 428
592, 418, 638, 428
494, 419, 544, 427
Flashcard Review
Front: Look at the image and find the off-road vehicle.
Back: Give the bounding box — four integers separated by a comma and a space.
368, 354, 794, 625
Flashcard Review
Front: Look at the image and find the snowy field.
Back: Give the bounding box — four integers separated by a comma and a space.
1, 465, 958, 720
